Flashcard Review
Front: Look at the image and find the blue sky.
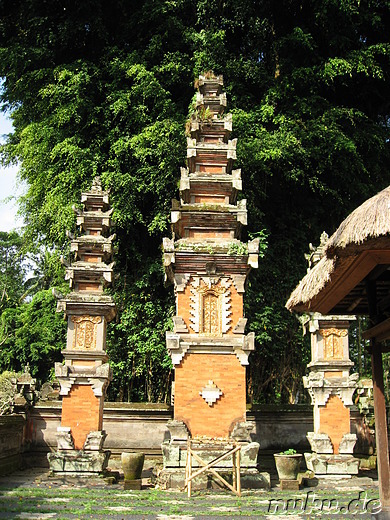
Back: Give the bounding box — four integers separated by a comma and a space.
0, 110, 22, 232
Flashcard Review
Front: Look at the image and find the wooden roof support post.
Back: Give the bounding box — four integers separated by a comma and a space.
371, 339, 390, 514
367, 279, 390, 515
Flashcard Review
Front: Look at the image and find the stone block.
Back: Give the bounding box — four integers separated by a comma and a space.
166, 420, 189, 441
358, 455, 377, 470
241, 470, 271, 490
240, 442, 260, 467
84, 430, 107, 451
304, 452, 359, 476
48, 449, 110, 474
339, 433, 357, 454
56, 427, 74, 450
156, 467, 270, 491
47, 452, 65, 472
307, 432, 333, 454
231, 421, 253, 442
124, 479, 142, 490
161, 441, 181, 467
326, 456, 359, 475
304, 452, 327, 474
280, 479, 300, 490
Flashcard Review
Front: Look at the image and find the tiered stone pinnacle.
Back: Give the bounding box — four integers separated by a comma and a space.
49, 177, 116, 473
163, 74, 260, 439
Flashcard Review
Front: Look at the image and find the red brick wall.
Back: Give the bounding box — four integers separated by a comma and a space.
187, 229, 231, 239
319, 395, 350, 454
177, 281, 193, 332
229, 283, 243, 332
194, 195, 225, 204
174, 353, 246, 437
61, 384, 103, 449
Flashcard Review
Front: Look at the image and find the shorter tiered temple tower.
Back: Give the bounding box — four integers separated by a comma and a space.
303, 313, 359, 477
48, 177, 116, 474
160, 74, 269, 489
302, 235, 359, 477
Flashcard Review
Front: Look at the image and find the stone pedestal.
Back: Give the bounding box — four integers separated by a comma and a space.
48, 178, 116, 474
303, 314, 359, 477
48, 428, 110, 474
157, 420, 270, 489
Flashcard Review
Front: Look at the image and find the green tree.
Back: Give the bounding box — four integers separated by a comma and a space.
0, 289, 66, 381
0, 231, 28, 312
0, 0, 389, 401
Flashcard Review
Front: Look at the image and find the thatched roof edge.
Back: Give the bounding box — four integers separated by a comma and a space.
286, 256, 336, 311
325, 186, 390, 253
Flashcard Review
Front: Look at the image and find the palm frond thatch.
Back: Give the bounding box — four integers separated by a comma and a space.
286, 256, 336, 311
325, 186, 390, 254
286, 185, 390, 312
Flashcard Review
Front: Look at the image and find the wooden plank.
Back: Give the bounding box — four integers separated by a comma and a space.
184, 441, 241, 497
316, 251, 378, 314
188, 445, 241, 481
185, 439, 192, 497
232, 451, 237, 491
236, 447, 241, 496
363, 317, 390, 342
190, 450, 240, 496
314, 250, 390, 314
371, 340, 390, 511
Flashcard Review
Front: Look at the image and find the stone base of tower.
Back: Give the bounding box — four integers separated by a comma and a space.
48, 450, 111, 475
304, 453, 359, 478
157, 420, 270, 490
48, 429, 110, 475
304, 431, 359, 478
157, 467, 270, 491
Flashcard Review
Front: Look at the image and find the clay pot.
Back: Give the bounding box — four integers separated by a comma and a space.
274, 453, 302, 480
121, 452, 145, 480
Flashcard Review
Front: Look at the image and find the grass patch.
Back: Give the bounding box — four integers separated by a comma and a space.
0, 484, 381, 518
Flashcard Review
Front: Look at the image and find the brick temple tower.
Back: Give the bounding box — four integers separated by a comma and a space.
48, 177, 116, 474
161, 74, 268, 488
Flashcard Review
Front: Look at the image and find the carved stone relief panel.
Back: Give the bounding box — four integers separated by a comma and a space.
189, 278, 233, 335
319, 328, 347, 360
201, 290, 221, 335
71, 316, 101, 350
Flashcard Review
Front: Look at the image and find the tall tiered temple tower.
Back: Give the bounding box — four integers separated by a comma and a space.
48, 177, 116, 474
161, 74, 268, 488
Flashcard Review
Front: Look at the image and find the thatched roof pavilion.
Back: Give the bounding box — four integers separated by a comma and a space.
287, 185, 390, 513
287, 186, 390, 317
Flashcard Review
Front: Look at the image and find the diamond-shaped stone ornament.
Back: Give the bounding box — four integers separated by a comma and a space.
200, 380, 223, 406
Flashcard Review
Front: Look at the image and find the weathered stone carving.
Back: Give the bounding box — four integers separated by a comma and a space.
231, 422, 254, 442
71, 316, 101, 350
166, 420, 190, 441
83, 431, 107, 451
56, 427, 75, 450
307, 432, 333, 454
320, 328, 347, 360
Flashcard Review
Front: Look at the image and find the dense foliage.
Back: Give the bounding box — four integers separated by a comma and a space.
0, 0, 389, 401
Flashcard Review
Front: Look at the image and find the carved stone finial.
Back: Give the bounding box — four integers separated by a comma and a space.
91, 176, 102, 193
305, 231, 329, 271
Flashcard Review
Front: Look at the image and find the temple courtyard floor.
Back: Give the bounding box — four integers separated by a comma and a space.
0, 456, 381, 519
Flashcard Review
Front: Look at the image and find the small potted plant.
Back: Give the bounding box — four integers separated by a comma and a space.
274, 449, 302, 480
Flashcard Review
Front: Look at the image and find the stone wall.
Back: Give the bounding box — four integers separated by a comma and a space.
0, 415, 26, 475
22, 401, 374, 466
